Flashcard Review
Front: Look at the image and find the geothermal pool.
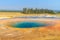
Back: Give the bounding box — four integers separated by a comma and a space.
11, 21, 48, 28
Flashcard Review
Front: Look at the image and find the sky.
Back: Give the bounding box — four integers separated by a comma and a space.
0, 0, 60, 10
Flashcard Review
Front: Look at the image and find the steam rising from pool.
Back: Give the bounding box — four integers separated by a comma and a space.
11, 22, 48, 28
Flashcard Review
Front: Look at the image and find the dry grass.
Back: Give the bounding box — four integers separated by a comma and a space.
0, 12, 57, 17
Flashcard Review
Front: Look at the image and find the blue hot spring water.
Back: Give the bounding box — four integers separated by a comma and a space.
11, 22, 47, 28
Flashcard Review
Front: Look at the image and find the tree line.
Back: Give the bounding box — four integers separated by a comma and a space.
21, 8, 56, 14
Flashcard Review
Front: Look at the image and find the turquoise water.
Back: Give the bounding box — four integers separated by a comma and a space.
11, 22, 47, 28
